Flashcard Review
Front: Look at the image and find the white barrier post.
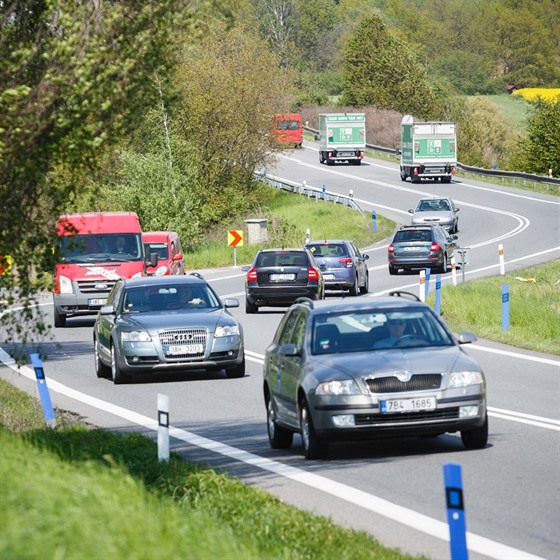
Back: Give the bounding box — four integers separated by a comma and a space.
305, 228, 310, 245
157, 393, 170, 462
498, 244, 505, 275
451, 255, 457, 286
419, 269, 426, 302
301, 179, 306, 194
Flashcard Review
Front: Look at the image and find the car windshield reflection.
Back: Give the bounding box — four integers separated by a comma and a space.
123, 286, 220, 313
312, 309, 454, 354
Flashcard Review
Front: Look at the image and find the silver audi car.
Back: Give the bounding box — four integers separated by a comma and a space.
94, 274, 244, 384
264, 293, 487, 459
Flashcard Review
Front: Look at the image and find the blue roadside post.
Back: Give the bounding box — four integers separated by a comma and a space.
425, 268, 431, 297
443, 463, 469, 560
502, 284, 510, 331
321, 184, 326, 199
30, 353, 56, 428
371, 210, 377, 232
435, 275, 442, 315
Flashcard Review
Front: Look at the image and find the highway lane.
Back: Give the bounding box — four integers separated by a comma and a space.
1, 145, 559, 560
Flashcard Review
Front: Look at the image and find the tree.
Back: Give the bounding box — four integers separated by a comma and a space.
173, 22, 296, 228
511, 99, 560, 176
0, 0, 203, 350
341, 15, 441, 119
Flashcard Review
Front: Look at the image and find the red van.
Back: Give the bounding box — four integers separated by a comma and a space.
52, 212, 153, 327
274, 114, 303, 148
143, 231, 186, 276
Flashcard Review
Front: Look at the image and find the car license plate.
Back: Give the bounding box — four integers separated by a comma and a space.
88, 298, 107, 306
338, 152, 353, 157
166, 344, 203, 355
404, 246, 421, 252
269, 273, 295, 281
380, 397, 436, 413
323, 274, 335, 280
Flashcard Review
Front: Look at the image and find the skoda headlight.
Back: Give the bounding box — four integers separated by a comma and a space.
215, 324, 240, 337
121, 331, 152, 342
316, 379, 360, 396
449, 371, 483, 388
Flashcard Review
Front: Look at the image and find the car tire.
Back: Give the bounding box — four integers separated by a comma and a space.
300, 399, 328, 460
225, 355, 245, 379
54, 306, 66, 328
461, 415, 488, 449
349, 274, 359, 296
359, 272, 369, 294
437, 253, 447, 274
245, 298, 258, 314
388, 265, 398, 276
94, 336, 111, 379
111, 343, 130, 385
267, 397, 293, 449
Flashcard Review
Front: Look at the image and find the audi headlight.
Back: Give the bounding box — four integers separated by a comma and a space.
121, 331, 152, 342
316, 379, 360, 396
449, 371, 484, 387
215, 324, 240, 337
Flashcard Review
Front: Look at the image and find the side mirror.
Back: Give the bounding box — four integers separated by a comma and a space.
99, 304, 115, 316
149, 253, 159, 267
241, 265, 251, 272
223, 297, 240, 308
173, 253, 183, 262
362, 254, 370, 261
278, 343, 298, 357
408, 209, 414, 214
457, 331, 477, 344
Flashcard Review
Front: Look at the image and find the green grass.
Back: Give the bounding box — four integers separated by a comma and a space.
0, 380, 423, 560
427, 260, 560, 355
475, 94, 533, 131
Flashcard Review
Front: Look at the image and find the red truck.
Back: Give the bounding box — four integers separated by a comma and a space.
52, 212, 155, 327
274, 114, 303, 148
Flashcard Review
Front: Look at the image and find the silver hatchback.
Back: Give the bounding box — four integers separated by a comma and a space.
408, 197, 460, 233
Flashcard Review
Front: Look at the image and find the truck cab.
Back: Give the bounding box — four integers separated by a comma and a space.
52, 212, 154, 327
273, 114, 303, 148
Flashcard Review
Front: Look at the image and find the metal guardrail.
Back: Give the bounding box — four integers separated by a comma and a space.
304, 126, 560, 188
255, 171, 366, 217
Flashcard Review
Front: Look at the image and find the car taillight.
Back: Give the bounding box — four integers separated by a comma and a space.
308, 266, 319, 281
431, 243, 440, 252
247, 267, 257, 281
388, 244, 394, 254
339, 257, 353, 268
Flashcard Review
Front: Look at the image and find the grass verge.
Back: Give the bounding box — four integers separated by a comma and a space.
0, 380, 423, 560
427, 260, 560, 355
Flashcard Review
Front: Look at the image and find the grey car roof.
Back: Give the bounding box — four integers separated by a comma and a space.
293, 296, 428, 315
120, 275, 208, 289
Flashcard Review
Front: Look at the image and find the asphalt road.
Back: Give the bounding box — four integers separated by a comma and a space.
2, 143, 559, 560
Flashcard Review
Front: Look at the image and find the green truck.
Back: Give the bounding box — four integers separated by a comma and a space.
319, 113, 365, 166
400, 115, 457, 183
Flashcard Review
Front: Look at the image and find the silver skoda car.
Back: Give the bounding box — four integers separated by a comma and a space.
264, 293, 487, 459
408, 197, 460, 233
94, 274, 244, 384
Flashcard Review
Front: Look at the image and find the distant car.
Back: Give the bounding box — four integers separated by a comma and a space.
241, 248, 324, 314
408, 197, 460, 233
93, 274, 244, 384
143, 231, 186, 276
388, 224, 458, 275
305, 240, 369, 295
263, 293, 488, 459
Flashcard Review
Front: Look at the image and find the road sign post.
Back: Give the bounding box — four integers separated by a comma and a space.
435, 274, 442, 315
228, 230, 243, 267
157, 393, 170, 462
371, 210, 377, 232
443, 463, 468, 560
30, 353, 56, 428
502, 284, 510, 331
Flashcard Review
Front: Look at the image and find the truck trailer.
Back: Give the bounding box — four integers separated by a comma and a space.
400, 115, 457, 183
319, 113, 365, 166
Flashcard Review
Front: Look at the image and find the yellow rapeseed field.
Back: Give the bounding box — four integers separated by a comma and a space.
513, 88, 560, 103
